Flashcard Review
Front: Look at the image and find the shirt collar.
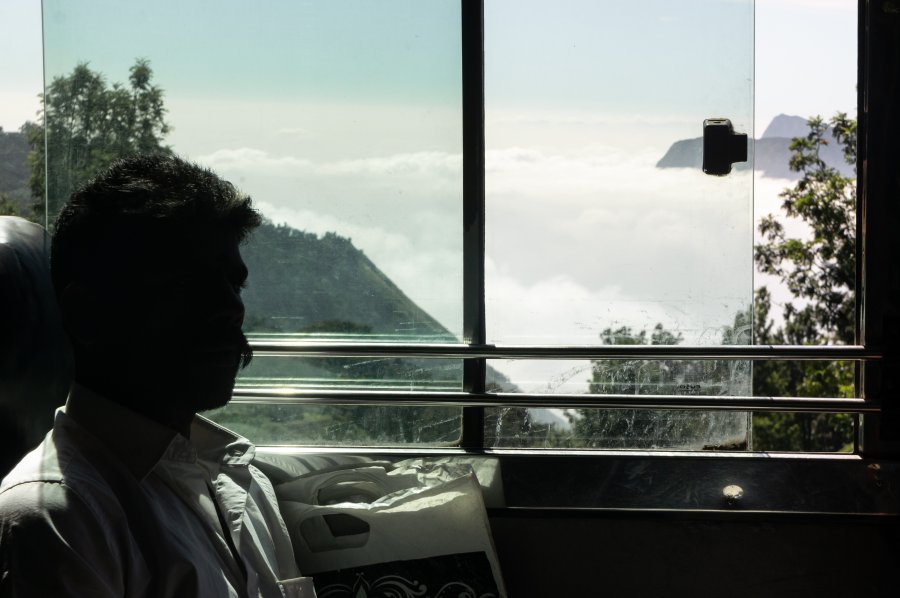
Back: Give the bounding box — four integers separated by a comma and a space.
63, 384, 254, 480
189, 415, 256, 467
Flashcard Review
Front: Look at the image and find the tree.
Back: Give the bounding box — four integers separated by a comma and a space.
27, 59, 171, 222
576, 314, 751, 450
752, 114, 857, 452
0, 193, 19, 217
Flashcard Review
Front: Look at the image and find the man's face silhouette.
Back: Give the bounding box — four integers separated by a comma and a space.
100, 228, 251, 420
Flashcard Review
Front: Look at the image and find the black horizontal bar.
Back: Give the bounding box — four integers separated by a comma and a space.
247, 341, 881, 361
231, 387, 878, 413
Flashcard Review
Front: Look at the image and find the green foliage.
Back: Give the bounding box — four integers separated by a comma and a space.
29, 59, 171, 222
0, 193, 19, 217
573, 314, 750, 450
756, 114, 856, 344
752, 114, 857, 452
241, 220, 453, 340
0, 127, 36, 222
482, 313, 754, 450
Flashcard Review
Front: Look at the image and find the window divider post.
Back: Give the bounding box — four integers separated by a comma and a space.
461, 0, 486, 449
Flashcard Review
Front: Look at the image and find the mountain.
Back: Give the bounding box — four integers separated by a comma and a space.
656, 115, 855, 180
241, 222, 453, 340
233, 219, 526, 445
657, 137, 750, 174
761, 114, 819, 139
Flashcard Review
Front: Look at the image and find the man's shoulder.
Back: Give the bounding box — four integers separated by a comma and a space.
0, 434, 66, 491
0, 475, 74, 522
0, 427, 122, 517
0, 447, 132, 598
0, 445, 101, 538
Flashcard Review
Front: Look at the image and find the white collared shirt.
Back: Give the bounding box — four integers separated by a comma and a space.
0, 385, 315, 597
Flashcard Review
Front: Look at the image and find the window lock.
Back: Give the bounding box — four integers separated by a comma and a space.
703, 118, 748, 176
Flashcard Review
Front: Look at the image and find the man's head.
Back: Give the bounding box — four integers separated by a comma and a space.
52, 155, 261, 429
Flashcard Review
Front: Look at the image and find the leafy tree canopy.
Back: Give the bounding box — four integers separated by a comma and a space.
753, 113, 857, 452
755, 113, 856, 345
575, 313, 751, 450
27, 59, 171, 222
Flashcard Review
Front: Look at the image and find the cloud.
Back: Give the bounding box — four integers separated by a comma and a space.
197, 147, 460, 179
195, 147, 461, 245
483, 257, 745, 393
484, 145, 752, 318
198, 142, 763, 367
317, 152, 461, 177
198, 148, 312, 171
485, 255, 739, 346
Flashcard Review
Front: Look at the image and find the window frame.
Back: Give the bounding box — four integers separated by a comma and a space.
858, 0, 900, 459
238, 0, 886, 447
237, 0, 900, 517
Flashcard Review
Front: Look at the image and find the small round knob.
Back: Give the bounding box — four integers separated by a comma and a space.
723, 484, 744, 505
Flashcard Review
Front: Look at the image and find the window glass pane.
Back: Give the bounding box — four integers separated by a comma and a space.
484, 0, 754, 448
41, 0, 464, 443
207, 404, 461, 446
751, 412, 855, 453
238, 356, 463, 391
42, 0, 463, 342
486, 354, 752, 450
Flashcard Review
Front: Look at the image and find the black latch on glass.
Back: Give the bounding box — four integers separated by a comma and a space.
702, 118, 748, 176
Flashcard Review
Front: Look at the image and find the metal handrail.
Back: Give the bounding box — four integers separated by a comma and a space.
248, 341, 881, 361
230, 387, 878, 414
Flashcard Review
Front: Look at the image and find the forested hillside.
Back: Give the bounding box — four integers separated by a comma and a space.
0, 128, 31, 216
241, 221, 452, 340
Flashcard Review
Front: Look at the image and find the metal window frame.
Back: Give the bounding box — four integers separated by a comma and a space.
235, 0, 897, 457
460, 0, 487, 448
859, 0, 900, 458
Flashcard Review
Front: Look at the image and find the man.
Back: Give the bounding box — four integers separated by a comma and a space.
0, 155, 313, 597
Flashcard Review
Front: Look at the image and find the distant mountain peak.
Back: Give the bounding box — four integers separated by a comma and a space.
656, 114, 853, 180
761, 114, 814, 139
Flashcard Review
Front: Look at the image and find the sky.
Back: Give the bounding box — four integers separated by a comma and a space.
0, 0, 856, 132
0, 0, 857, 392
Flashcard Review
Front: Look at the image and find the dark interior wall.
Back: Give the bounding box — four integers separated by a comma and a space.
490, 513, 900, 598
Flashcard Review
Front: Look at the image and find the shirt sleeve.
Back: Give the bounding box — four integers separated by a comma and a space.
0, 481, 123, 598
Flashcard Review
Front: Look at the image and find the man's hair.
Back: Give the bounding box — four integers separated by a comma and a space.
51, 154, 261, 295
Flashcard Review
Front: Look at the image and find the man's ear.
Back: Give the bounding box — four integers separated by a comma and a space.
59, 283, 110, 348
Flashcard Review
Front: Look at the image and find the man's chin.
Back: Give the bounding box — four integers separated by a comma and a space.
189, 356, 238, 411
184, 368, 239, 413
192, 374, 238, 410
194, 391, 234, 413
